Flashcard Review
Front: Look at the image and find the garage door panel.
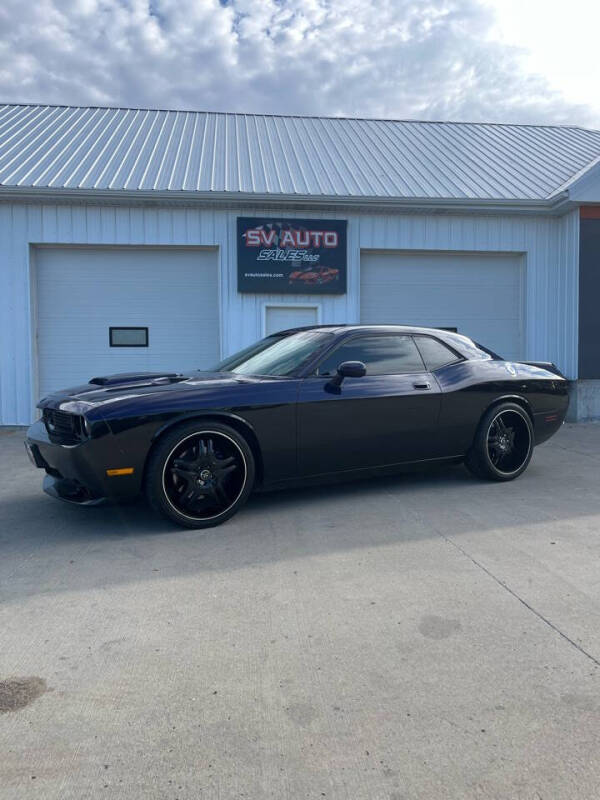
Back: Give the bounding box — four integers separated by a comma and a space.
360, 251, 524, 360
36, 247, 219, 397
364, 272, 518, 290
362, 285, 520, 317
364, 254, 520, 286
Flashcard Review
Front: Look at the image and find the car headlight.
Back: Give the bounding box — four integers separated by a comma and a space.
59, 400, 95, 415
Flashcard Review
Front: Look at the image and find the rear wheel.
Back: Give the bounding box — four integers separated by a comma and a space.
145, 421, 255, 528
465, 402, 533, 481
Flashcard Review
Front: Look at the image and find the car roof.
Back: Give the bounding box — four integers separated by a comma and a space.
270, 323, 347, 336
272, 323, 489, 360
274, 323, 455, 335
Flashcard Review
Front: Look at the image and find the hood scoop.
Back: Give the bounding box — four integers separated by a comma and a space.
89, 372, 181, 387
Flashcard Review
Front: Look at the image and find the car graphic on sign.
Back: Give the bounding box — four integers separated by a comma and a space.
289, 267, 340, 285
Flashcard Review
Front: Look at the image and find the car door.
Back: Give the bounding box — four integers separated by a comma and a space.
412, 334, 468, 457
297, 333, 442, 477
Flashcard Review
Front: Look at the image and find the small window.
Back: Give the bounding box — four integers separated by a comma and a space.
414, 336, 461, 370
109, 327, 148, 347
315, 334, 425, 376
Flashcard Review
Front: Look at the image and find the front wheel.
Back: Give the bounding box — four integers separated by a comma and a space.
144, 421, 255, 528
465, 402, 534, 482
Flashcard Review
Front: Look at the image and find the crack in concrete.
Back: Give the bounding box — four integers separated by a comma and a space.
551, 441, 600, 462
438, 530, 600, 669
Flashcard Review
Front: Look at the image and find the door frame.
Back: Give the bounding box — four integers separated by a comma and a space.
261, 302, 322, 337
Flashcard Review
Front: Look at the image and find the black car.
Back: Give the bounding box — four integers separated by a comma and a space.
26, 325, 569, 529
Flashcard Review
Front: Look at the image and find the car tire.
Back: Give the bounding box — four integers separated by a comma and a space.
465, 402, 534, 482
144, 420, 255, 529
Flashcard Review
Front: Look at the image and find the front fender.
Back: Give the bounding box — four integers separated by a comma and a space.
150, 410, 260, 444
148, 411, 265, 486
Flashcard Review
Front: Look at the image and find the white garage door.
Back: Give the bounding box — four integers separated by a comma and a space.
35, 246, 219, 397
360, 251, 524, 360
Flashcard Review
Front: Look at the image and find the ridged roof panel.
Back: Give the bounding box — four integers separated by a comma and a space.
1, 103, 600, 201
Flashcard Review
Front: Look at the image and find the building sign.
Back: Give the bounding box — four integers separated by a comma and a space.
237, 217, 347, 294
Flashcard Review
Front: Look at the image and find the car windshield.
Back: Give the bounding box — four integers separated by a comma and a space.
210, 334, 284, 372
216, 330, 334, 377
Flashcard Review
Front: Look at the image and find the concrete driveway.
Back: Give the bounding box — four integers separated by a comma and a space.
1, 423, 600, 800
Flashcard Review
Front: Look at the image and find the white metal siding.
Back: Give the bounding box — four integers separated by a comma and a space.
0, 201, 580, 425
34, 246, 219, 399
360, 251, 524, 360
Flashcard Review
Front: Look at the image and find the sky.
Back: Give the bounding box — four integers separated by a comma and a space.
0, 0, 598, 127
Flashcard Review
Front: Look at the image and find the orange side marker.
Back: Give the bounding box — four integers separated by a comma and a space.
106, 468, 135, 476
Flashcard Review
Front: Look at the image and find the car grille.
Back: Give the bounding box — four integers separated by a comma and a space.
42, 408, 85, 445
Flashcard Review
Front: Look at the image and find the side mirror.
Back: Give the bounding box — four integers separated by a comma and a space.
325, 360, 366, 392
337, 360, 366, 379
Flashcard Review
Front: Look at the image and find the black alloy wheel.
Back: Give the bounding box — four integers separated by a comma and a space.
145, 421, 255, 528
465, 402, 534, 481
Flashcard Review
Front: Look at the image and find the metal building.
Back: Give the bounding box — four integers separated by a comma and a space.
1, 102, 600, 425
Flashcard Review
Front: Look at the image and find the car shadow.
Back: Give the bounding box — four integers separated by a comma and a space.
1, 427, 599, 604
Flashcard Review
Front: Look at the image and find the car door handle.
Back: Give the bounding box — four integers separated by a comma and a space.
413, 381, 431, 390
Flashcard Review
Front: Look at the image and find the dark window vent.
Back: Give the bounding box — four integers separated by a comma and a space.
109, 327, 148, 347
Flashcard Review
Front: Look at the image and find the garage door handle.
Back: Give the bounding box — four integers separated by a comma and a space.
413, 381, 431, 390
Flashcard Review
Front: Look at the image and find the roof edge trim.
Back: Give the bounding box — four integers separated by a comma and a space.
548, 153, 600, 197
0, 185, 573, 214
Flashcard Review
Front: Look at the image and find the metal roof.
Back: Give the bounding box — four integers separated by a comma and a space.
1, 103, 600, 203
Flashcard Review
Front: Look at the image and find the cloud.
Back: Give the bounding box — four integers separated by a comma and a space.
0, 0, 595, 126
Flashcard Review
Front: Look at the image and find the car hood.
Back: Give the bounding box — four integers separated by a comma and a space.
37, 370, 268, 413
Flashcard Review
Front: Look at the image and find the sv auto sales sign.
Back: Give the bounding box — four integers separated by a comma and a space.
237, 217, 347, 294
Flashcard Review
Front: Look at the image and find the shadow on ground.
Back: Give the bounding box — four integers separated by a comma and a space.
1, 425, 599, 604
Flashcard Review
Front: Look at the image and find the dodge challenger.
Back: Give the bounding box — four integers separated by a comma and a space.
25, 325, 569, 529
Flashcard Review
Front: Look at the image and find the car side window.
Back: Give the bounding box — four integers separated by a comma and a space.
414, 336, 461, 370
315, 334, 425, 376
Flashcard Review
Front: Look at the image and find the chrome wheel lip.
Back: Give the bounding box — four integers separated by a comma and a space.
485, 409, 532, 476
161, 430, 247, 522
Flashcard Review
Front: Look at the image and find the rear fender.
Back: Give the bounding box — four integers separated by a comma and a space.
484, 394, 535, 425
468, 395, 535, 453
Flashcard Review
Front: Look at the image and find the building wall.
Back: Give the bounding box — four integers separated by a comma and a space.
0, 200, 580, 425
567, 207, 600, 422
579, 210, 600, 379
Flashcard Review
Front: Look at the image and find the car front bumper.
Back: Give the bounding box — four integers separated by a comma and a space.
26, 419, 141, 505
41, 473, 108, 505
